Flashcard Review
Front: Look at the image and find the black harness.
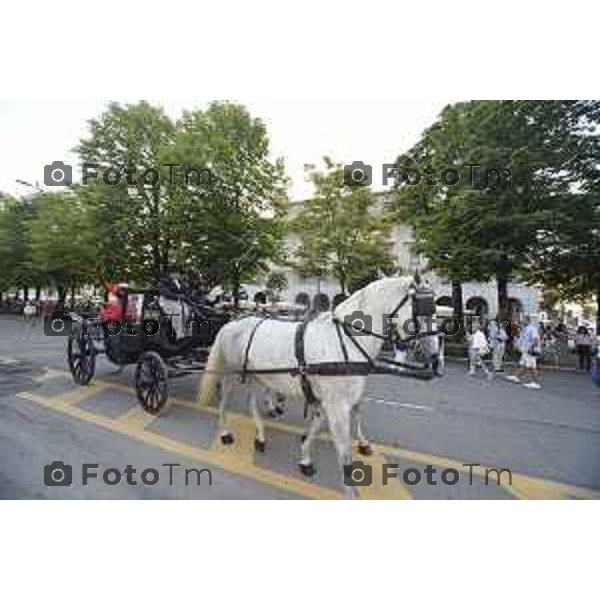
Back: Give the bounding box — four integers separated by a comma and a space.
239, 285, 440, 412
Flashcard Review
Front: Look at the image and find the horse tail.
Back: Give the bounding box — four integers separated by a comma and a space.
197, 330, 225, 405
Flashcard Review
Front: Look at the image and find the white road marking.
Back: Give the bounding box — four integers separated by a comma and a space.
0, 356, 19, 365
366, 397, 434, 412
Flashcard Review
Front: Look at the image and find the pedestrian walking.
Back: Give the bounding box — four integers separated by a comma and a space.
467, 324, 493, 380
575, 326, 593, 371
488, 318, 508, 373
506, 315, 542, 389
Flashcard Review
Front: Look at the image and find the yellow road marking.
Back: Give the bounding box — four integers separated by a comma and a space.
17, 391, 342, 500
211, 413, 256, 463
27, 370, 600, 500
45, 383, 110, 407
115, 406, 158, 430
375, 445, 600, 500
352, 443, 412, 500
504, 474, 600, 500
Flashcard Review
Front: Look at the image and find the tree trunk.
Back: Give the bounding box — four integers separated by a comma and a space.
497, 278, 509, 322
23, 286, 29, 302
596, 288, 600, 336
57, 286, 67, 309
232, 268, 240, 309
338, 269, 347, 295
451, 280, 464, 337
35, 286, 41, 301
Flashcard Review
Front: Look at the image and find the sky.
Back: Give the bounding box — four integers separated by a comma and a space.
1, 0, 594, 202
0, 98, 449, 200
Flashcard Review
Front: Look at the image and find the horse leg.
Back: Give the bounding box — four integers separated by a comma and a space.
298, 405, 324, 477
250, 387, 267, 452
322, 399, 357, 499
218, 374, 235, 445
353, 403, 373, 456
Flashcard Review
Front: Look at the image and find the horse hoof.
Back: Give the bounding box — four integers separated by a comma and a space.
275, 405, 285, 416
358, 443, 373, 456
299, 463, 316, 477
301, 434, 307, 443
254, 438, 266, 453
221, 433, 234, 445
267, 409, 278, 419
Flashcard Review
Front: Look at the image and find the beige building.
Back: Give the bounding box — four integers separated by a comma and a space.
247, 199, 540, 320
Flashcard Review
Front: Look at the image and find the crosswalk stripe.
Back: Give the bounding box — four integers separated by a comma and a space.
41, 383, 108, 407
20, 369, 600, 500
114, 406, 158, 430
352, 443, 412, 500
33, 368, 67, 382
17, 390, 342, 500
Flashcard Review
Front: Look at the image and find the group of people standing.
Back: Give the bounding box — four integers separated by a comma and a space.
466, 315, 599, 389
467, 316, 543, 389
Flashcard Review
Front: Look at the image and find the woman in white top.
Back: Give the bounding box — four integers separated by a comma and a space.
467, 324, 493, 380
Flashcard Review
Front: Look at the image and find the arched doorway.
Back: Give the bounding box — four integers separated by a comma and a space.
466, 296, 489, 319
312, 293, 330, 313
508, 298, 523, 323
294, 292, 310, 308
436, 296, 453, 308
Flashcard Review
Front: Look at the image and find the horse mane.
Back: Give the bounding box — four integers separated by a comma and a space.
331, 276, 413, 321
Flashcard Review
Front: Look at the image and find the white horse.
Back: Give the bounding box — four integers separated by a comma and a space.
198, 276, 443, 496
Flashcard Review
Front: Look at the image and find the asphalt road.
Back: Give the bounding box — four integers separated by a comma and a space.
1, 315, 599, 499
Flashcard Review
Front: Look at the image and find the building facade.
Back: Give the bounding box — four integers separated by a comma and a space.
246, 200, 540, 320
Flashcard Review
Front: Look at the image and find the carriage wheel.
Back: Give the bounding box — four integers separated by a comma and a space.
135, 351, 170, 415
67, 327, 96, 385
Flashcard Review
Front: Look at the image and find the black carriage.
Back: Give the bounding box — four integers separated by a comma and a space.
67, 282, 229, 415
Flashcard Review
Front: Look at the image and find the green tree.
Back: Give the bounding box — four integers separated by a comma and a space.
292, 158, 395, 294
0, 194, 41, 300
264, 270, 288, 302
76, 101, 176, 283
392, 101, 599, 321
28, 191, 96, 303
161, 101, 288, 300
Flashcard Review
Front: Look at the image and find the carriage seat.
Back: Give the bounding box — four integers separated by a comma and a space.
157, 277, 210, 340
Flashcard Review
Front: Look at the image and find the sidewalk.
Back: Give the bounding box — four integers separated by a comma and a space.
446, 354, 595, 374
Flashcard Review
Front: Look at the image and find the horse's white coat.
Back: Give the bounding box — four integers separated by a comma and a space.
198, 276, 441, 497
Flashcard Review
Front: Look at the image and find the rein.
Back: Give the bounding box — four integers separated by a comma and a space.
237, 285, 440, 411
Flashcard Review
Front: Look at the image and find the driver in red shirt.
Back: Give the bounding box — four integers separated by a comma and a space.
99, 283, 125, 322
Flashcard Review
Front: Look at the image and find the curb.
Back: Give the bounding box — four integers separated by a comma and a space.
445, 355, 589, 374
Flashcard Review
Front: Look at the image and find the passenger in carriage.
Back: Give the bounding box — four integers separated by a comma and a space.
158, 272, 189, 339
99, 283, 125, 323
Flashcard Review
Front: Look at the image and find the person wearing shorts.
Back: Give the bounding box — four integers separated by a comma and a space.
506, 316, 541, 389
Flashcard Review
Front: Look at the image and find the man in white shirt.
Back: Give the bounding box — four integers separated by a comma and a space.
506, 316, 542, 389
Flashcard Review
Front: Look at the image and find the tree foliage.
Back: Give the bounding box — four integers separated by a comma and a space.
392, 100, 600, 321
292, 158, 395, 294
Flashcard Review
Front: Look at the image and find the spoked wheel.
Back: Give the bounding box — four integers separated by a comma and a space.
135, 351, 170, 414
67, 327, 96, 385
